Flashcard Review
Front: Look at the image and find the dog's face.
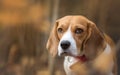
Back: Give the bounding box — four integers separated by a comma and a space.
47, 16, 105, 59
57, 16, 88, 56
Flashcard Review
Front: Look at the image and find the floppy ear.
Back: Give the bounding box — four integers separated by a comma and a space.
83, 21, 106, 60
46, 21, 59, 57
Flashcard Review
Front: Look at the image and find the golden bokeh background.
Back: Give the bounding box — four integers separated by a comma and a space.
0, 0, 120, 75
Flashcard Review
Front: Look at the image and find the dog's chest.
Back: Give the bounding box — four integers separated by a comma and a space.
64, 56, 78, 75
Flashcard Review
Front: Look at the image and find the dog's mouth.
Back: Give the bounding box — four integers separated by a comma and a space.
60, 52, 70, 57
61, 52, 87, 62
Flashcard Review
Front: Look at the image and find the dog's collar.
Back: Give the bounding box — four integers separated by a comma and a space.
75, 55, 87, 62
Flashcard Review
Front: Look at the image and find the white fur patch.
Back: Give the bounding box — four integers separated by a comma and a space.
64, 56, 78, 75
103, 44, 114, 75
104, 44, 111, 54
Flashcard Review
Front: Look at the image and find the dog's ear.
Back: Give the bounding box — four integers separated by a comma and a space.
46, 21, 59, 57
83, 21, 105, 60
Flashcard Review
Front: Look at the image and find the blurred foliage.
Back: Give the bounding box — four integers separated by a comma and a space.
0, 0, 50, 75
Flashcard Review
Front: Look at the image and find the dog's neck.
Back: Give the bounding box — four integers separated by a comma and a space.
63, 43, 114, 75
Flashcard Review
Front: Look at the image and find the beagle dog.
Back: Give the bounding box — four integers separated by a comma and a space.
46, 15, 117, 75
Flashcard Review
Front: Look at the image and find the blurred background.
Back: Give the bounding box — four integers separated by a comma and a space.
0, 0, 120, 75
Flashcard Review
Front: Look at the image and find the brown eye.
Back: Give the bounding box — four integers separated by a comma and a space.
75, 28, 84, 34
58, 28, 63, 33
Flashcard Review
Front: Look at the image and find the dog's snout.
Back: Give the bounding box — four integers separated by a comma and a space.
61, 40, 70, 50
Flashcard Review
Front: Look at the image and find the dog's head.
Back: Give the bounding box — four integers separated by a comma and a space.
46, 16, 105, 60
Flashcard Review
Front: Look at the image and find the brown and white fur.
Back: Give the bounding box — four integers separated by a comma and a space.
46, 15, 117, 75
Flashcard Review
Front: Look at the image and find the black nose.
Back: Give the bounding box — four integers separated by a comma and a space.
61, 40, 70, 50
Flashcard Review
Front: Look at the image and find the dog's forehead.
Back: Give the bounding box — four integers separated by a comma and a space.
58, 16, 88, 27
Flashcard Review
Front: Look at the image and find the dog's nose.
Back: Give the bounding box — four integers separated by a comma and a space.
61, 40, 70, 50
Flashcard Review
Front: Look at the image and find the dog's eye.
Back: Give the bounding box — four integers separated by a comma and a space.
75, 28, 84, 34
58, 28, 63, 33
